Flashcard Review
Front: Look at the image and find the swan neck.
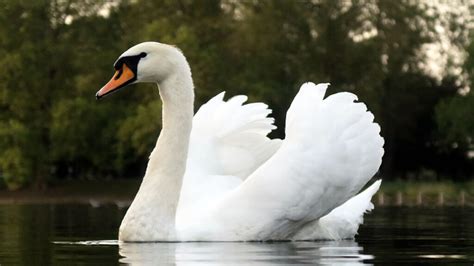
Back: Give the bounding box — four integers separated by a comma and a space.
120, 66, 194, 241
159, 74, 194, 131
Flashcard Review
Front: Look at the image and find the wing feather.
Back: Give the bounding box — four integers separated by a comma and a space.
177, 92, 281, 229
204, 83, 384, 240
188, 92, 281, 179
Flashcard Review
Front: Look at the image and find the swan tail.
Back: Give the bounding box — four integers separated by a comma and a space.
291, 180, 382, 240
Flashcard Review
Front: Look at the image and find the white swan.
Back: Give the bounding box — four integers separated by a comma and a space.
96, 42, 384, 242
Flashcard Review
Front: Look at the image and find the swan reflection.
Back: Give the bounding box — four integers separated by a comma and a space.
119, 240, 372, 265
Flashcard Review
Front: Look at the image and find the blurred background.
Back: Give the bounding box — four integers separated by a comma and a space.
0, 0, 473, 203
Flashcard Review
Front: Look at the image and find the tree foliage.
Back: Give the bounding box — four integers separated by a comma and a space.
0, 0, 472, 189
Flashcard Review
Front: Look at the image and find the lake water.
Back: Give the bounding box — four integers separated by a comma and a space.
0, 205, 473, 265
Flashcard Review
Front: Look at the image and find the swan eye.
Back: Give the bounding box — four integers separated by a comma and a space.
113, 52, 147, 70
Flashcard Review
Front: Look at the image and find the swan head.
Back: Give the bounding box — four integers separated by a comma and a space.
96, 42, 188, 99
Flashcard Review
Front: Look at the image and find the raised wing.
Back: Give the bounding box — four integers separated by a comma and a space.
177, 92, 281, 228
189, 92, 281, 179
204, 83, 384, 240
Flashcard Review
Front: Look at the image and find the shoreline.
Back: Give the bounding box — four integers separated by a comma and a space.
0, 179, 473, 206
0, 179, 139, 205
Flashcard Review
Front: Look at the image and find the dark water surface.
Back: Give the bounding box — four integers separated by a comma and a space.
0, 205, 473, 265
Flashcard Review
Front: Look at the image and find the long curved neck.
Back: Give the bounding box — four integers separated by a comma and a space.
147, 73, 194, 185
120, 66, 194, 241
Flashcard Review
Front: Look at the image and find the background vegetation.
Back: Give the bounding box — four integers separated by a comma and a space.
0, 0, 473, 190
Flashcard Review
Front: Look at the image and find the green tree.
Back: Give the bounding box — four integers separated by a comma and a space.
0, 0, 472, 189
434, 31, 474, 178
0, 0, 67, 188
0, 0, 128, 188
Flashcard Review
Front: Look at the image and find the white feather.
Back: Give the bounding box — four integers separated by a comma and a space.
176, 82, 384, 241
112, 42, 384, 242
291, 180, 382, 240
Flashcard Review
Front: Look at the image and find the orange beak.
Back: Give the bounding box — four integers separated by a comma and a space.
96, 63, 136, 99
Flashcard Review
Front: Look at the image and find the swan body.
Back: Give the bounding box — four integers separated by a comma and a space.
96, 42, 384, 242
